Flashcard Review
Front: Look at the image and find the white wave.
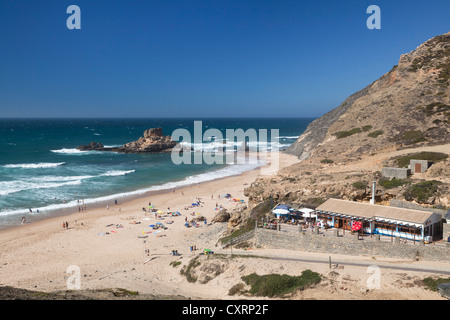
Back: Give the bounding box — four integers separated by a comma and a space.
0, 179, 82, 196
50, 148, 119, 155
50, 148, 89, 154
4, 162, 65, 169
100, 170, 135, 177
103, 145, 122, 148
0, 170, 136, 197
276, 136, 300, 139
28, 175, 95, 183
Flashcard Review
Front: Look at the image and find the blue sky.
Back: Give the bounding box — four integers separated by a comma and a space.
0, 0, 449, 118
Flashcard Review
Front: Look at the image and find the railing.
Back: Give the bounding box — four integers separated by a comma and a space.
221, 229, 256, 248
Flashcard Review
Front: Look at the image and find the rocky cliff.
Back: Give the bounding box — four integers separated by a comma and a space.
286, 31, 450, 162
77, 127, 177, 153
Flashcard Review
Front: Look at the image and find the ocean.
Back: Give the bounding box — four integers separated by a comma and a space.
0, 118, 313, 229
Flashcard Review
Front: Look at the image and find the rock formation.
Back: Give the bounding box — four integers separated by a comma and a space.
77, 127, 177, 153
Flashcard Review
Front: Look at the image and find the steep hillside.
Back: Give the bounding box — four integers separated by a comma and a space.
286, 31, 450, 162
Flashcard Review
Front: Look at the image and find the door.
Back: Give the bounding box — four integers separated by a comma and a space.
415, 163, 422, 173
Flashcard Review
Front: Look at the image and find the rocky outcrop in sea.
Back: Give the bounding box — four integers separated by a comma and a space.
77, 127, 177, 153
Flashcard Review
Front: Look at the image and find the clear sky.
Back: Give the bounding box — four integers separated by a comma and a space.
0, 0, 449, 118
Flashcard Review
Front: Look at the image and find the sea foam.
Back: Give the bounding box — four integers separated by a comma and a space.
3, 162, 66, 169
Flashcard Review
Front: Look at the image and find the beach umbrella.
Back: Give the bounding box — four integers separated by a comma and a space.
272, 208, 290, 215
275, 204, 291, 210
302, 212, 317, 219
352, 221, 362, 231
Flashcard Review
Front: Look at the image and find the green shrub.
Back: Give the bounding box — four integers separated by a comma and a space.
352, 181, 367, 190
378, 178, 411, 189
421, 102, 450, 116
241, 270, 321, 298
362, 125, 373, 132
320, 158, 334, 164
170, 261, 181, 267
228, 283, 245, 296
392, 130, 426, 145
368, 130, 384, 138
423, 277, 450, 292
180, 257, 201, 283
333, 128, 362, 139
403, 180, 442, 203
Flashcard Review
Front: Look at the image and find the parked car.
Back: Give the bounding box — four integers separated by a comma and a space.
437, 283, 450, 300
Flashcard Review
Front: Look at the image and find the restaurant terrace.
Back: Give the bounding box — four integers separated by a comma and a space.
315, 199, 443, 242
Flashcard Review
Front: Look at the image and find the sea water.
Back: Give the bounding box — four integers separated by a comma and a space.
0, 118, 313, 228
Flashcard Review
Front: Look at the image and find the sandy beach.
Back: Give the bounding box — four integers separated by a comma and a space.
0, 151, 447, 300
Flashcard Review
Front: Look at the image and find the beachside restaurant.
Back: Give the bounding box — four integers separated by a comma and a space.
315, 199, 443, 242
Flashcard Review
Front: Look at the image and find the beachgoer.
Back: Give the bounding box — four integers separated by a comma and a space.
106, 205, 109, 211
63, 222, 66, 229
21, 217, 26, 224
66, 221, 69, 229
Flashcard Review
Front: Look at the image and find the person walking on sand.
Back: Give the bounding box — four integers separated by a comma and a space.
63, 222, 66, 229
66, 221, 69, 229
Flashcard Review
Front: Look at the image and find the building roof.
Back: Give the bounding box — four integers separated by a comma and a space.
316, 198, 437, 225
